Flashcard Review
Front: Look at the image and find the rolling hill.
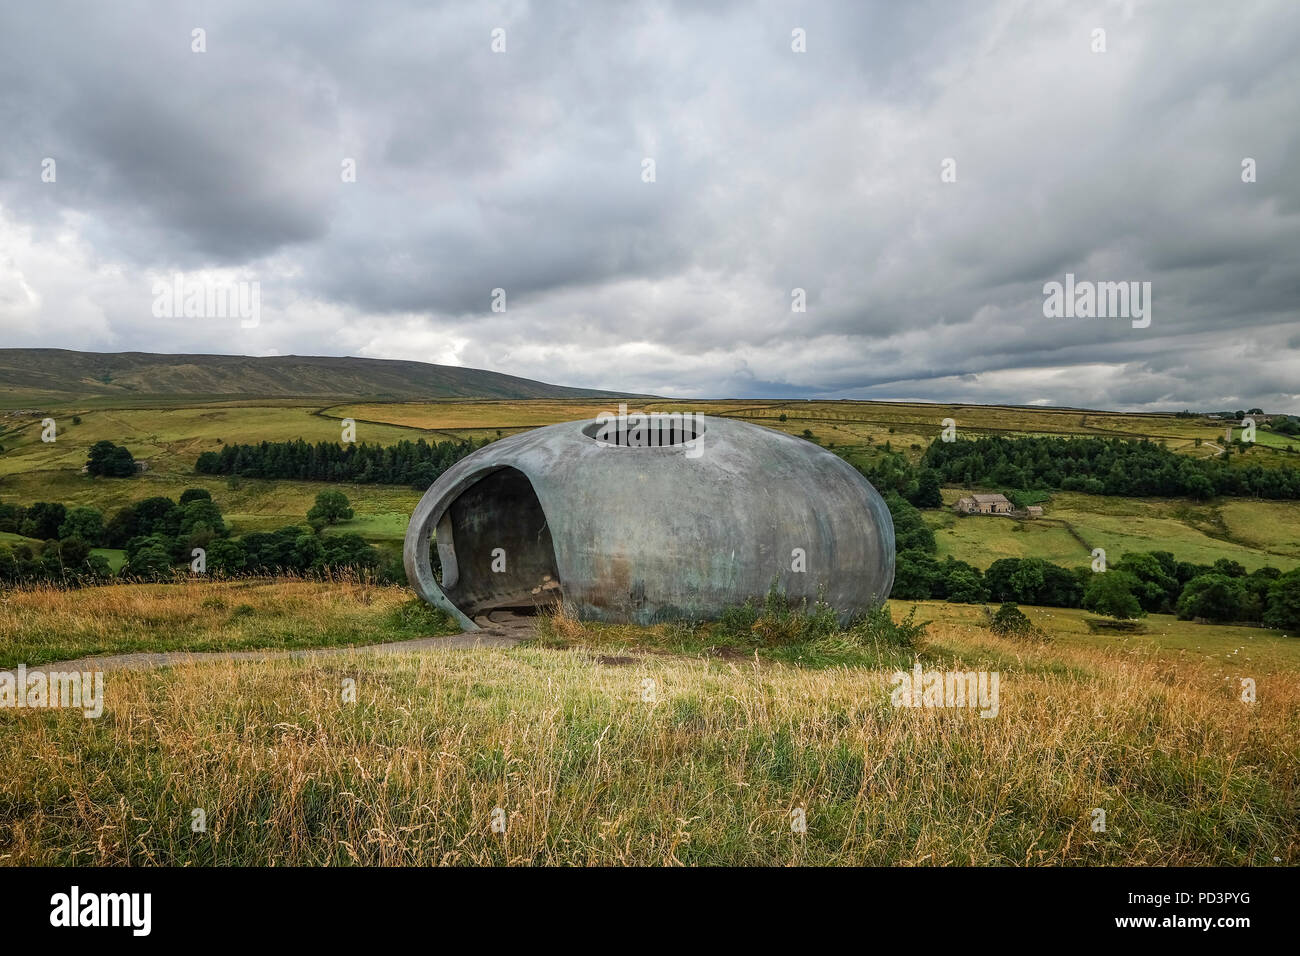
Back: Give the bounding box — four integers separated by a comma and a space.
0, 349, 635, 403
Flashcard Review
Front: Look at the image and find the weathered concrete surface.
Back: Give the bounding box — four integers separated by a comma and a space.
404, 415, 895, 630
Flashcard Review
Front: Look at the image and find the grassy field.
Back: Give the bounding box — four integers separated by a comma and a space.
0, 402, 426, 548
326, 398, 1300, 462
915, 600, 1300, 671
5, 371, 1299, 868
0, 577, 457, 668
929, 490, 1300, 571
4, 396, 1298, 569
0, 402, 421, 480
0, 582, 1294, 866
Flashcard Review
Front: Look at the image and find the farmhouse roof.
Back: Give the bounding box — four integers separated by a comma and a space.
971, 493, 1010, 504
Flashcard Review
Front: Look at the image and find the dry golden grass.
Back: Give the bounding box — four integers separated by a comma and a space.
1, 607, 1295, 866
0, 577, 455, 667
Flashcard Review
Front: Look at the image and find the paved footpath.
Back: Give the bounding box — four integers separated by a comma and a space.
24, 611, 535, 676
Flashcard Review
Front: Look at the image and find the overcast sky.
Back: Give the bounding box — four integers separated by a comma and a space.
1, 0, 1297, 410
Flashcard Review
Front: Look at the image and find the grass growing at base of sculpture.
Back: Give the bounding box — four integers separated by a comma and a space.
532, 585, 929, 669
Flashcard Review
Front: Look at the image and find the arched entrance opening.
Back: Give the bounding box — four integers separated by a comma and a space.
433, 466, 561, 619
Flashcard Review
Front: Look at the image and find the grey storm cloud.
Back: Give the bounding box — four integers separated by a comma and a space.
0, 0, 1297, 410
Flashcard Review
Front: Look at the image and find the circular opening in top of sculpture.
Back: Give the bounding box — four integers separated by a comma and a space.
581, 414, 706, 448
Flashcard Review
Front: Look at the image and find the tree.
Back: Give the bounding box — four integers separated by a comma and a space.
133, 502, 183, 538
410, 462, 438, 490
179, 498, 226, 536
126, 542, 173, 579
890, 550, 940, 599
1114, 551, 1179, 613
19, 502, 66, 540
920, 433, 1300, 501
195, 451, 222, 473
1175, 561, 1213, 584
0, 503, 25, 533
1263, 571, 1300, 632
1211, 558, 1247, 578
321, 533, 380, 570
86, 440, 136, 477
58, 536, 93, 567
982, 558, 1017, 602
944, 564, 989, 604
179, 488, 213, 506
195, 437, 481, 486
103, 505, 140, 548
989, 602, 1033, 636
1237, 567, 1279, 622
1009, 559, 1048, 604
83, 553, 112, 580
85, 440, 116, 475
1176, 574, 1243, 623
57, 507, 104, 546
910, 469, 943, 508
134, 497, 181, 537
294, 533, 325, 570
1082, 572, 1145, 620
1039, 563, 1084, 608
109, 447, 135, 476
243, 527, 307, 572
884, 493, 936, 554
307, 490, 354, 528
207, 539, 248, 575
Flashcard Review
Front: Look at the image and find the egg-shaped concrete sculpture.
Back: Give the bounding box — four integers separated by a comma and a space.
403, 413, 895, 630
